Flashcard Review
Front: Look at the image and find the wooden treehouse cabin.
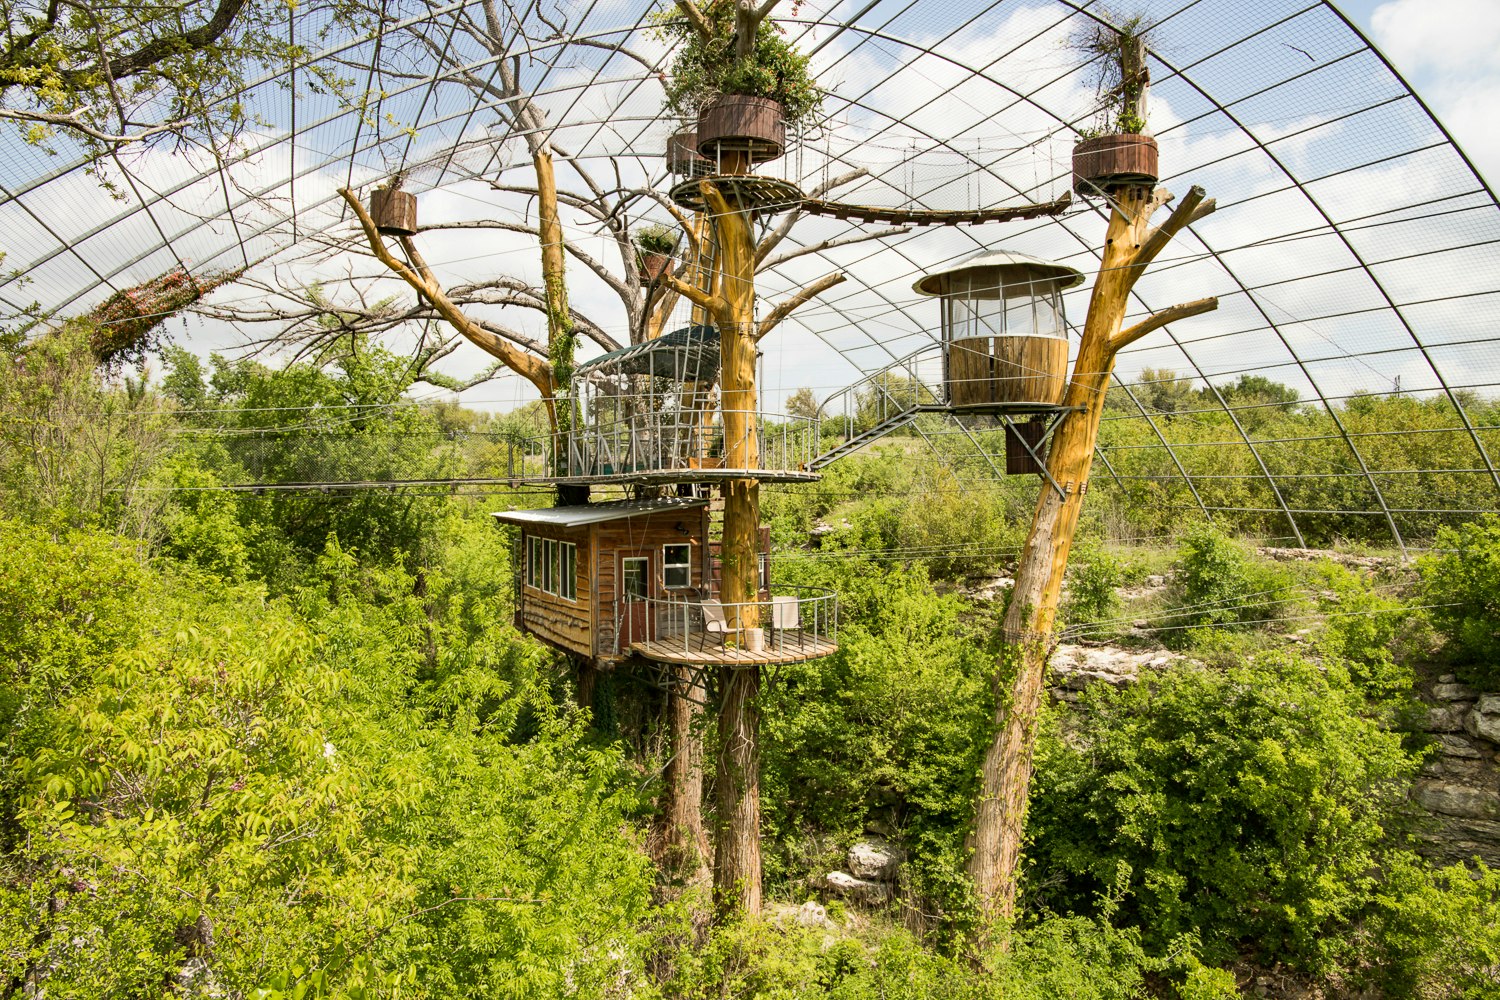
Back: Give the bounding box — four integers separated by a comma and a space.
492, 498, 837, 669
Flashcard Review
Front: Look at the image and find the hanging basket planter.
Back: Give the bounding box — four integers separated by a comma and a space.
639, 252, 673, 281
696, 95, 786, 169
1072, 133, 1159, 197
370, 187, 418, 236
666, 129, 712, 176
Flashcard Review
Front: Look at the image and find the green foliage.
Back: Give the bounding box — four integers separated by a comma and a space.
759, 561, 994, 913
633, 222, 678, 256
1027, 654, 1424, 970
0, 517, 658, 997
657, 913, 1167, 999
1160, 525, 1298, 645
658, 0, 822, 127
1064, 545, 1124, 632
1359, 853, 1500, 998
0, 0, 357, 156
1418, 514, 1500, 688
0, 321, 170, 533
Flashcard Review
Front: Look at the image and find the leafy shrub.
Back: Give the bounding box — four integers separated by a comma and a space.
1160, 526, 1298, 646
1359, 853, 1500, 998
1064, 545, 1124, 633
1417, 514, 1500, 689
759, 561, 993, 913
1027, 654, 1423, 970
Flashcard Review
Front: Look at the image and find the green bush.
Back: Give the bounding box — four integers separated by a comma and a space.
1026, 653, 1423, 970
1358, 853, 1500, 998
1064, 545, 1124, 633
1418, 514, 1500, 689
1160, 526, 1298, 646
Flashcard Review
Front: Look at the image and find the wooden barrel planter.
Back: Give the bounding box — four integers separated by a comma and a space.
370, 188, 417, 236
639, 252, 672, 281
696, 95, 786, 169
1072, 133, 1159, 196
666, 129, 711, 176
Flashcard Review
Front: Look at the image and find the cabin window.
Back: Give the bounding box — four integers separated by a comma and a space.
526, 536, 542, 589
560, 543, 577, 601
526, 535, 577, 602
663, 544, 691, 589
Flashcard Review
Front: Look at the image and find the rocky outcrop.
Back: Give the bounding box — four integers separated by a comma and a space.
1048, 642, 1175, 702
823, 838, 903, 907
1416, 674, 1500, 866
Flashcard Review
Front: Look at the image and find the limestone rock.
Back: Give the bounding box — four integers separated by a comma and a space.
1414, 780, 1500, 820
848, 840, 902, 882
1464, 702, 1500, 745
1427, 702, 1470, 733
1436, 734, 1484, 760
825, 870, 891, 906
1433, 681, 1478, 702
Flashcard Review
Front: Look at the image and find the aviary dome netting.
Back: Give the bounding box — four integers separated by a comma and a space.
1, 0, 1495, 552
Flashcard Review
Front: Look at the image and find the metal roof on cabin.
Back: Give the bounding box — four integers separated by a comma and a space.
912, 249, 1086, 296
490, 497, 709, 528
574, 325, 719, 379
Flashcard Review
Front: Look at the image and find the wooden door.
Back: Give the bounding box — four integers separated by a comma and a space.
621, 555, 651, 646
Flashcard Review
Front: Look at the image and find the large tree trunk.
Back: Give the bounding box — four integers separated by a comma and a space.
659, 663, 710, 882
714, 663, 761, 917
705, 184, 765, 917
968, 184, 1211, 926
534, 144, 578, 471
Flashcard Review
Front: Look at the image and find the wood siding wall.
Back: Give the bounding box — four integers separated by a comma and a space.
518, 525, 594, 661
594, 507, 711, 662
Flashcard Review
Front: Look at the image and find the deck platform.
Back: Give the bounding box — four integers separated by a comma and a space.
630, 630, 837, 667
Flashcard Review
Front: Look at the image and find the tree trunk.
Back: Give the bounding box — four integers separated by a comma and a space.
714, 663, 761, 917
704, 183, 765, 918
534, 144, 577, 466
968, 185, 1169, 926
659, 663, 710, 882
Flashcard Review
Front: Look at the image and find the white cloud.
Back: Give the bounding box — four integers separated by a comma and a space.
1370, 0, 1500, 184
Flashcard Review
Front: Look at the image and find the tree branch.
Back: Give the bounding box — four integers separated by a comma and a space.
1110, 297, 1219, 353
756, 272, 845, 341
1132, 185, 1214, 273
104, 0, 250, 80
662, 270, 720, 318
336, 187, 552, 396
673, 0, 714, 40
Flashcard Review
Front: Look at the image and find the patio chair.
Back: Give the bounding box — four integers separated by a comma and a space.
700, 599, 730, 647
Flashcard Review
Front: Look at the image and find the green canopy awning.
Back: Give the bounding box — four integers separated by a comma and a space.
575, 325, 719, 380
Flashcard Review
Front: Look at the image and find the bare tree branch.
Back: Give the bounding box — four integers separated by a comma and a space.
1132, 185, 1214, 274
760, 226, 912, 271
1111, 297, 1219, 353
756, 272, 845, 340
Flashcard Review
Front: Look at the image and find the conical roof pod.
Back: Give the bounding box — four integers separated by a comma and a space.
913, 249, 1085, 297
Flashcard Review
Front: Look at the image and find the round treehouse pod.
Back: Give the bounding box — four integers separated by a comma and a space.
696, 95, 786, 169
914, 250, 1085, 412
1072, 133, 1159, 197
369, 187, 418, 237
666, 128, 712, 176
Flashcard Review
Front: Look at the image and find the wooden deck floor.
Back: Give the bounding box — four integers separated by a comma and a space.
630, 630, 838, 666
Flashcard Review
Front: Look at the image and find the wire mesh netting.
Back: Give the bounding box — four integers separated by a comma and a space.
1, 0, 1497, 552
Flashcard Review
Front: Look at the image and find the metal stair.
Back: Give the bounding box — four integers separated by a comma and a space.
808, 345, 946, 470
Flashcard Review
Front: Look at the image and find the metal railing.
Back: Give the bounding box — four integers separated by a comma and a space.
611, 585, 838, 660
817, 344, 947, 441
556, 409, 820, 479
